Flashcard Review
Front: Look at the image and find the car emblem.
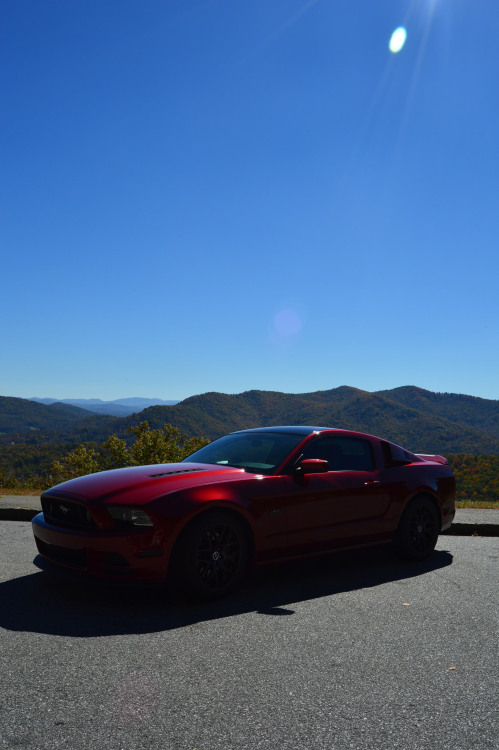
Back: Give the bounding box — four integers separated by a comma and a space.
59, 504, 70, 514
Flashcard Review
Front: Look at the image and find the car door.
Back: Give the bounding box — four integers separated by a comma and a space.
280, 435, 391, 554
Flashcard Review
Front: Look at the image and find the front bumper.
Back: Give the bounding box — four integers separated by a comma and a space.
32, 512, 169, 583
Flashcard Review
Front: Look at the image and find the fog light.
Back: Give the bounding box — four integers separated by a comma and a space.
138, 548, 163, 558
104, 552, 129, 567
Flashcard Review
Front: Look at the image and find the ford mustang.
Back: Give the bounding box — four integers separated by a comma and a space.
32, 426, 455, 598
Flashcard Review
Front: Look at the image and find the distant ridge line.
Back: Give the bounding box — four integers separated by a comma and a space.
29, 397, 180, 417
1, 385, 497, 454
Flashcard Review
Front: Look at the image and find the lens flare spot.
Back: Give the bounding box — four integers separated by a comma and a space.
389, 27, 407, 53
274, 308, 302, 337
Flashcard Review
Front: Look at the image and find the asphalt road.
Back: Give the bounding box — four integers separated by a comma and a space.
0, 522, 497, 750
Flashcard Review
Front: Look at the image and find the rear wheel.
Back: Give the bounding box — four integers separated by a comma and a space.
176, 512, 248, 599
394, 496, 440, 560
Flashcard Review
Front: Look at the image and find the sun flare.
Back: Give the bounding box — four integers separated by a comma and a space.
389, 27, 407, 53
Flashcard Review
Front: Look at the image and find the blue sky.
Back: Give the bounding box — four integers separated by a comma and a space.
2, 0, 498, 402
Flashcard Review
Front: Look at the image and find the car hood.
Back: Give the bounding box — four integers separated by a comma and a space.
42, 463, 248, 504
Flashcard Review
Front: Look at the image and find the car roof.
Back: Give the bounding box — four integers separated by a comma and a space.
232, 426, 338, 436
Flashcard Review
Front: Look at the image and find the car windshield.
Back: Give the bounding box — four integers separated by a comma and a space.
182, 431, 306, 475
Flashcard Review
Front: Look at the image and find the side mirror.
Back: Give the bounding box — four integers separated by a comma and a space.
294, 458, 330, 477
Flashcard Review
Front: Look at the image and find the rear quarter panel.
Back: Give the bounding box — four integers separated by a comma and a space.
380, 462, 455, 530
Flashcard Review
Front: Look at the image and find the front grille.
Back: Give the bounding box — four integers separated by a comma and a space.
36, 538, 87, 569
42, 496, 96, 529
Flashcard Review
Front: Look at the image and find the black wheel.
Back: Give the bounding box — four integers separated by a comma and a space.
176, 512, 248, 599
394, 497, 440, 560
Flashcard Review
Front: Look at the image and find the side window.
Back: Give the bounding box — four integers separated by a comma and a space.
301, 437, 374, 471
381, 440, 420, 466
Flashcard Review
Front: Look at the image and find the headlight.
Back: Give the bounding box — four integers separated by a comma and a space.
107, 506, 153, 528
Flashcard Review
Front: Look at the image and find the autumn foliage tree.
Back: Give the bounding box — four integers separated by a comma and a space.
446, 454, 499, 504
49, 422, 209, 486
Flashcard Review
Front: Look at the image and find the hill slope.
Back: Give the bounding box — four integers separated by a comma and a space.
376, 386, 499, 439
0, 396, 96, 438
109, 386, 499, 454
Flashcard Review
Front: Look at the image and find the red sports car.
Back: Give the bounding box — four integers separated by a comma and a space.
32, 426, 455, 598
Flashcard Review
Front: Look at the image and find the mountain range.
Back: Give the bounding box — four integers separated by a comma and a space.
29, 397, 179, 417
1, 386, 498, 454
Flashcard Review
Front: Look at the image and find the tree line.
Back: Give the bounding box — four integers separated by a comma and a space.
0, 422, 497, 505
0, 422, 207, 489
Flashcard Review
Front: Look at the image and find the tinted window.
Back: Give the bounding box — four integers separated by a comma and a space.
183, 432, 306, 475
381, 440, 421, 466
300, 436, 374, 471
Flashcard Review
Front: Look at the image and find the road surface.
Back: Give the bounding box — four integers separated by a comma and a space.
0, 522, 497, 750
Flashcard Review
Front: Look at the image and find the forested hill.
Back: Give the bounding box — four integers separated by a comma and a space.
375, 386, 499, 439
1, 386, 498, 454
0, 396, 95, 436
130, 387, 499, 454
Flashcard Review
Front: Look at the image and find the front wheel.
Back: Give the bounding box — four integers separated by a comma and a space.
175, 512, 248, 599
394, 497, 440, 560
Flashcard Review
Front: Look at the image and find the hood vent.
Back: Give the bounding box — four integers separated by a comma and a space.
147, 468, 205, 478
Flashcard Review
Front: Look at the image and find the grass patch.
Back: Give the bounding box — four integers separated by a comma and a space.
0, 486, 42, 496
456, 500, 499, 509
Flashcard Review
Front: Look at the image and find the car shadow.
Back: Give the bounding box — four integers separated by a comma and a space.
0, 546, 453, 637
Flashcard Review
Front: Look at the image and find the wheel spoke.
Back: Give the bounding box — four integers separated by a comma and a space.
192, 520, 244, 592
408, 505, 437, 552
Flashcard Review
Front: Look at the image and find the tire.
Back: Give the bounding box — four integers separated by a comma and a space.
176, 512, 248, 599
394, 496, 440, 560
